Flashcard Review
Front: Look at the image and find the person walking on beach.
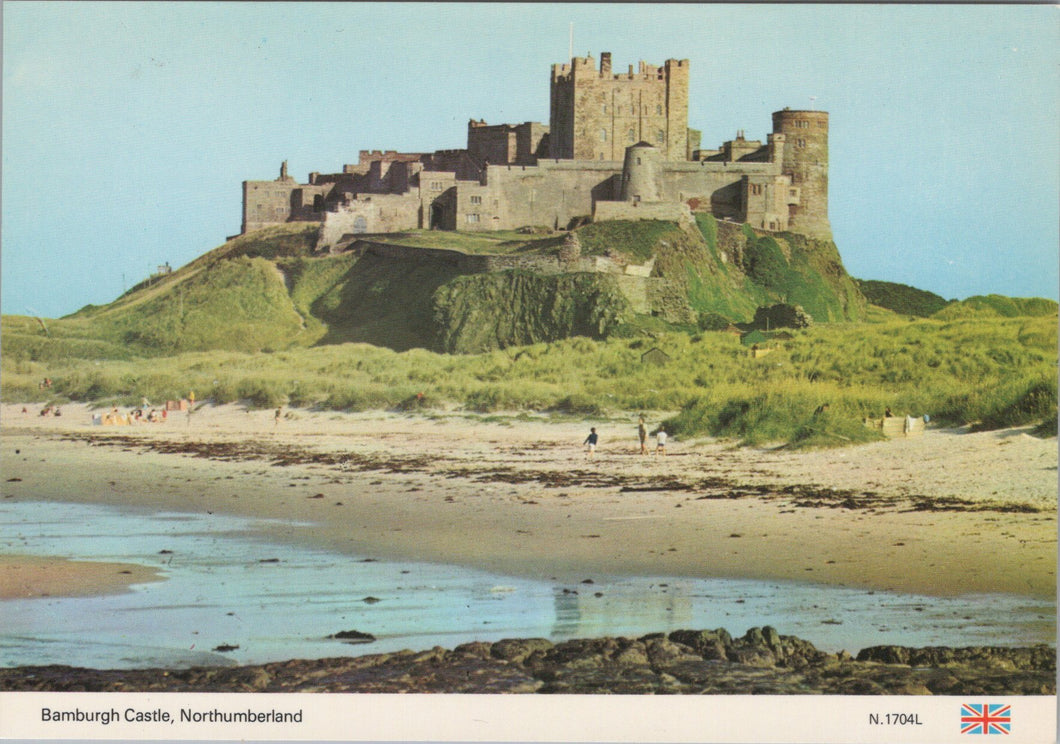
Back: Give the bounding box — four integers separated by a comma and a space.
583, 427, 599, 459
638, 416, 648, 455
655, 426, 667, 456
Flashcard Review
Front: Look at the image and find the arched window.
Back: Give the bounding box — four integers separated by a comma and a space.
600, 128, 607, 142
657, 130, 665, 143
628, 128, 635, 142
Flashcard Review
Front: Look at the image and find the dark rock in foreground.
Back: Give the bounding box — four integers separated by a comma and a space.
1, 627, 1053, 694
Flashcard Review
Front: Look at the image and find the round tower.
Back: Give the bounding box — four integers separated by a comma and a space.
771, 109, 830, 239
621, 142, 663, 202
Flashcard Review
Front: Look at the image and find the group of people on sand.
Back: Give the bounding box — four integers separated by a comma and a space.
94, 405, 167, 426
584, 415, 667, 459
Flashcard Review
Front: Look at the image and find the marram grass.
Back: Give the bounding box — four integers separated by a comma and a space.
2, 314, 1055, 447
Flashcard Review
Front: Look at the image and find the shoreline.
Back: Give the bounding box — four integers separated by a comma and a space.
1, 403, 1056, 600
0, 554, 163, 600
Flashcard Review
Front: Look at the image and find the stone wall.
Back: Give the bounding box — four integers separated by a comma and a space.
317, 195, 422, 249
242, 178, 329, 234
592, 200, 692, 225
475, 160, 621, 231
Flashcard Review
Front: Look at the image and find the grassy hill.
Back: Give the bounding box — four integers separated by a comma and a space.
933, 294, 1058, 320
5, 221, 1054, 447
856, 279, 951, 317
5, 218, 867, 359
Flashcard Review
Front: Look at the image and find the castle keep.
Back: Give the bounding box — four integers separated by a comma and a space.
241, 53, 831, 248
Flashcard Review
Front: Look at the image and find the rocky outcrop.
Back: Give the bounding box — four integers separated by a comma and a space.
1, 627, 1053, 694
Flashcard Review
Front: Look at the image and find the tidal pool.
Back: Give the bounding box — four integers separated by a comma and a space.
1, 501, 1053, 669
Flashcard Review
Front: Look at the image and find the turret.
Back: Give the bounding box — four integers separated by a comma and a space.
771, 109, 830, 239
621, 142, 663, 202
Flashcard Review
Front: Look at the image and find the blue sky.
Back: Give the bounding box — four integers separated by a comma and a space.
3, 2, 1057, 318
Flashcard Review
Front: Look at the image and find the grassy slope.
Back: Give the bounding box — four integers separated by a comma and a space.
933, 294, 1058, 320
433, 272, 635, 354
8, 218, 867, 359
6, 221, 1054, 445
856, 279, 951, 317
5, 315, 1054, 447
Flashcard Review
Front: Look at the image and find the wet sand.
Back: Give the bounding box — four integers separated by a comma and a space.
0, 554, 162, 599
1, 403, 1056, 600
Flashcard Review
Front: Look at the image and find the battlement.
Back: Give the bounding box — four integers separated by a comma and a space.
358, 150, 428, 164
551, 53, 688, 84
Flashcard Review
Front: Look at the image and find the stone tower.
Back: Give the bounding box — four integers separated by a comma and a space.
771, 109, 830, 239
549, 53, 690, 162
620, 142, 663, 202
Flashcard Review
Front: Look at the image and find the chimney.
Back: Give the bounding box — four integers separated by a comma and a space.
600, 52, 612, 76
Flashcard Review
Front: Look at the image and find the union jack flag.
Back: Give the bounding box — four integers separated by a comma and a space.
961, 703, 1011, 735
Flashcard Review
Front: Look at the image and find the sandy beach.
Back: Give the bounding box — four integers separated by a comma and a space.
1, 402, 1055, 601
0, 554, 162, 600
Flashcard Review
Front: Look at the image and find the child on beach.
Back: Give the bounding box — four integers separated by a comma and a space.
583, 427, 599, 459
655, 427, 667, 456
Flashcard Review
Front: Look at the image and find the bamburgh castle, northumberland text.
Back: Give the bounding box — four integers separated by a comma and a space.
242, 53, 831, 250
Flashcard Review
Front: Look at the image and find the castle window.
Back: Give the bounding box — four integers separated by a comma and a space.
466, 213, 480, 223
656, 104, 662, 115
656, 130, 665, 143
600, 129, 607, 142
797, 138, 806, 148
602, 104, 607, 114
789, 189, 797, 197
628, 129, 635, 142
750, 184, 763, 196
430, 181, 443, 191
599, 153, 605, 160
470, 195, 482, 205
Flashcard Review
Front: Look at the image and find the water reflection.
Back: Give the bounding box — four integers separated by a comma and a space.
1, 501, 1054, 670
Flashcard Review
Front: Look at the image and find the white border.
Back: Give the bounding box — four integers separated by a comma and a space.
0, 692, 1056, 743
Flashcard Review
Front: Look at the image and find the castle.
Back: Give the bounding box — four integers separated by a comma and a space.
241, 53, 830, 249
